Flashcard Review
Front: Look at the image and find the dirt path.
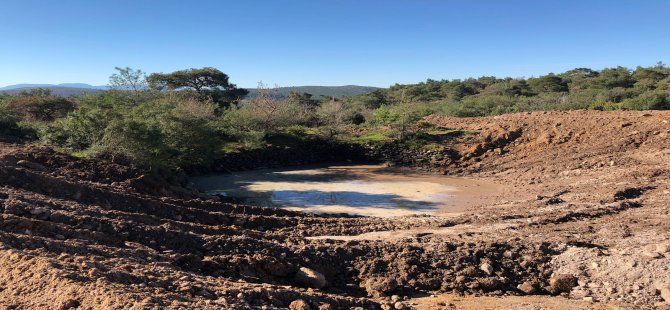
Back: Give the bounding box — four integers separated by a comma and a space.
0, 110, 669, 309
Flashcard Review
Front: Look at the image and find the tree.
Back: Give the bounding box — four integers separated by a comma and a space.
147, 67, 248, 108
480, 78, 533, 97
285, 91, 319, 107
109, 67, 148, 92
529, 74, 569, 93
318, 98, 350, 138
225, 83, 299, 132
561, 68, 599, 90
595, 66, 635, 89
374, 91, 425, 140
562, 68, 599, 78
352, 89, 387, 109
6, 90, 75, 121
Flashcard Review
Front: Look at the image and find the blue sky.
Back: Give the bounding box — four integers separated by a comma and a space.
0, 0, 668, 88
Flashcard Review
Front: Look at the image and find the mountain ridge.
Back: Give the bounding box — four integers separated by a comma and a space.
0, 84, 379, 98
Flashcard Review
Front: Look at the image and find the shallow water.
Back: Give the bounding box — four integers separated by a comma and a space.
191, 164, 501, 217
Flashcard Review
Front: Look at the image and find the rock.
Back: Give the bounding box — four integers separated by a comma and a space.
364, 277, 398, 297
518, 280, 539, 294
381, 304, 394, 310
479, 262, 494, 275
293, 267, 327, 289
549, 274, 577, 294
661, 286, 670, 302
643, 251, 662, 259
390, 295, 401, 302
318, 304, 333, 310
29, 207, 51, 220
545, 197, 564, 205
393, 302, 406, 310
657, 243, 670, 253
17, 160, 47, 171
215, 297, 228, 305
289, 299, 311, 310
59, 299, 80, 310
264, 258, 294, 277
477, 277, 502, 291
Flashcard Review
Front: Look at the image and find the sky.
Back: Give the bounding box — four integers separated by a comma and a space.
0, 0, 669, 88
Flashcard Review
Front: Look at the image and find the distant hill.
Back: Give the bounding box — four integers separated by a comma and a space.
0, 84, 379, 99
245, 85, 379, 99
0, 83, 107, 91
0, 87, 105, 97
0, 83, 107, 97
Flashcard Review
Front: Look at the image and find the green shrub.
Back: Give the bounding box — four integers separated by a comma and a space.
588, 102, 621, 111
372, 105, 399, 124
0, 102, 25, 137
6, 95, 75, 121
43, 93, 223, 170
620, 91, 670, 110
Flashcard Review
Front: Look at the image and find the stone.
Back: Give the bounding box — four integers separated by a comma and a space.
477, 278, 502, 291
643, 251, 662, 259
59, 299, 80, 310
317, 304, 333, 310
549, 274, 577, 294
293, 267, 327, 289
365, 277, 398, 297
289, 299, 311, 310
518, 280, 538, 294
390, 295, 401, 302
479, 262, 494, 275
393, 302, 406, 310
657, 243, 670, 253
660, 287, 670, 302
17, 160, 47, 171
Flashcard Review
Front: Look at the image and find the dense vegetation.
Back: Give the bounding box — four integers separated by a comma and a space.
345, 62, 670, 117
1, 63, 668, 171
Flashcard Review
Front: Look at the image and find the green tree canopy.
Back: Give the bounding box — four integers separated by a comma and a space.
147, 67, 249, 108
285, 91, 319, 107
529, 74, 569, 93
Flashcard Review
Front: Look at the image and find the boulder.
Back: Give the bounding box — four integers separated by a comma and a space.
518, 280, 539, 295
293, 267, 327, 289
479, 262, 494, 275
364, 277, 398, 297
289, 299, 311, 310
549, 274, 577, 294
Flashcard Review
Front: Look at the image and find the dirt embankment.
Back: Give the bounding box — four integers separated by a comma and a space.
0, 110, 669, 309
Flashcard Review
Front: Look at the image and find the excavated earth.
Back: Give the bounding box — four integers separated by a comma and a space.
0, 110, 669, 309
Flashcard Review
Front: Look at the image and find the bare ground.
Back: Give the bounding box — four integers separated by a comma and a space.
0, 110, 669, 309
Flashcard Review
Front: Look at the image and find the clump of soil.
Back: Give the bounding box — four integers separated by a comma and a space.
1, 110, 669, 309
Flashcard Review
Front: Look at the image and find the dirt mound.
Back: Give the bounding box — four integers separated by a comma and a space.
1, 110, 669, 308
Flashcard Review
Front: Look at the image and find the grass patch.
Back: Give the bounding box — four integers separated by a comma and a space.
347, 133, 392, 145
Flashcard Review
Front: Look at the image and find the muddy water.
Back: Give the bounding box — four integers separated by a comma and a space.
192, 164, 502, 217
